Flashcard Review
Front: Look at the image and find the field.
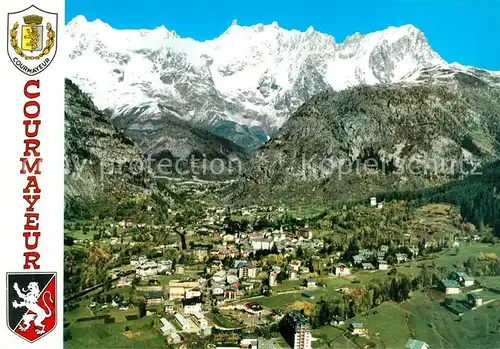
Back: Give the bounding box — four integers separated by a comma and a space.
312, 290, 500, 348
64, 315, 166, 349
64, 295, 167, 349
308, 243, 500, 348
424, 243, 500, 269
63, 238, 500, 348
206, 313, 243, 329
251, 266, 424, 309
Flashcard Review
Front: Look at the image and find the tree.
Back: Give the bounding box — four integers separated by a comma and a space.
276, 271, 287, 283
271, 244, 279, 255
114, 293, 124, 303
398, 275, 411, 301
139, 301, 146, 318
388, 267, 397, 275
103, 276, 112, 291
64, 235, 75, 246
418, 264, 432, 288
63, 329, 72, 341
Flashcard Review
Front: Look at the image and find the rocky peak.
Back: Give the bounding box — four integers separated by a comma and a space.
65, 18, 466, 152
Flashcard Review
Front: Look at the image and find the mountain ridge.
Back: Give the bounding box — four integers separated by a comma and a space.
230, 65, 500, 204
66, 17, 473, 151
64, 79, 168, 220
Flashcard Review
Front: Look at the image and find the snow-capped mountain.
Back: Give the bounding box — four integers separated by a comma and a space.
66, 16, 448, 151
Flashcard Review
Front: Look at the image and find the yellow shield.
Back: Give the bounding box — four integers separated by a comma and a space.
7, 5, 58, 76
21, 25, 43, 52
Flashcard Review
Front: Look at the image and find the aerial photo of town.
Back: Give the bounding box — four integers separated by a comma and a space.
63, 1, 500, 348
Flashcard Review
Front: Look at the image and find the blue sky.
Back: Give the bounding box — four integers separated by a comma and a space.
66, 0, 500, 70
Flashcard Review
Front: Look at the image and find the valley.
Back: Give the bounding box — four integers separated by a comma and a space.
62, 14, 500, 349
63, 198, 500, 348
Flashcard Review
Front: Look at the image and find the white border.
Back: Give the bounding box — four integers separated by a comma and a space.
0, 1, 64, 348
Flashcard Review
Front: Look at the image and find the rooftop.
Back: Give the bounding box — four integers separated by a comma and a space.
468, 292, 482, 300
182, 297, 202, 306
441, 279, 460, 288
286, 311, 310, 328
405, 339, 428, 349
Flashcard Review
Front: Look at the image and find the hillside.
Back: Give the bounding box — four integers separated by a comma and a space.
379, 160, 500, 236
64, 79, 167, 220
232, 66, 500, 204
113, 105, 248, 179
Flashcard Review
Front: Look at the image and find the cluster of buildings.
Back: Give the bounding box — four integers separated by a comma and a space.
267, 261, 317, 288
440, 271, 476, 294
131, 255, 173, 278
208, 260, 262, 304
141, 278, 213, 343
158, 311, 211, 343
350, 244, 419, 271
191, 228, 318, 261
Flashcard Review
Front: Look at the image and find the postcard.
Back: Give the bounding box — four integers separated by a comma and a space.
1, 1, 499, 348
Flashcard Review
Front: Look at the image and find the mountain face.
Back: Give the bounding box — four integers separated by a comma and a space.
112, 104, 248, 178
230, 66, 500, 204
65, 79, 166, 219
66, 17, 445, 151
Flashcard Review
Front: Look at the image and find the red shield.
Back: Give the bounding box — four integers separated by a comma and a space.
6, 272, 57, 342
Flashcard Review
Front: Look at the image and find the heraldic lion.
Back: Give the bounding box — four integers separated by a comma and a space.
12, 281, 53, 334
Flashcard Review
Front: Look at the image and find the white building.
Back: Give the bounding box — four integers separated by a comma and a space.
174, 313, 190, 331
441, 279, 460, 295
454, 272, 475, 287
192, 312, 211, 336
159, 318, 175, 336
169, 332, 182, 344
269, 271, 278, 287
158, 260, 173, 273
185, 289, 202, 299
289, 261, 301, 272
223, 234, 236, 242
184, 304, 202, 314
378, 261, 389, 270
212, 285, 224, 295
334, 263, 351, 276
212, 270, 226, 283
130, 257, 139, 266
250, 238, 274, 251
182, 297, 203, 314
293, 323, 312, 349
241, 338, 258, 349
136, 261, 159, 278
405, 339, 429, 349
192, 312, 208, 328
238, 263, 258, 279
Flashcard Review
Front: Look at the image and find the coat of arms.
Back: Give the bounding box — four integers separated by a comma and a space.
6, 272, 57, 342
7, 5, 58, 76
